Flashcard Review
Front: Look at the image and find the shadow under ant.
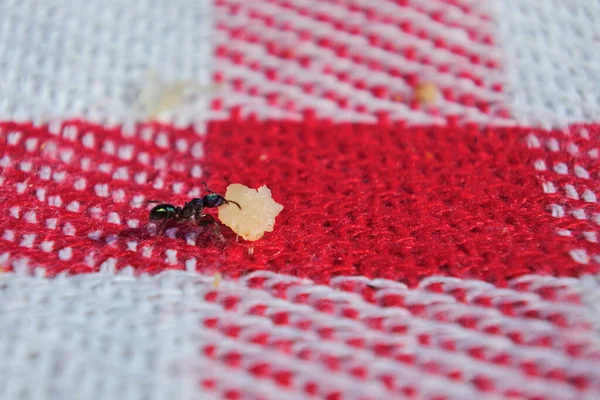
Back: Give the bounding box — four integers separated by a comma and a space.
117, 218, 237, 249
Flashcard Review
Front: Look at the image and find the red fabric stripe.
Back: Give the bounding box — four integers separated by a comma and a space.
203, 120, 599, 284
1, 120, 598, 284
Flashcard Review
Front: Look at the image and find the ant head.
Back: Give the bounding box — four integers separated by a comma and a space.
204, 193, 242, 210
203, 193, 226, 208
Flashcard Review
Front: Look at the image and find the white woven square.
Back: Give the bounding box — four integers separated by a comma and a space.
0, 0, 213, 124
495, 0, 600, 127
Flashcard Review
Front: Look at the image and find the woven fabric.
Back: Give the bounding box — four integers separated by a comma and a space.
2, 120, 599, 282
0, 0, 213, 125
1, 0, 600, 399
495, 0, 600, 127
1, 270, 599, 400
212, 0, 510, 124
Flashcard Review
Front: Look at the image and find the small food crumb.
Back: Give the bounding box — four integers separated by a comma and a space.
134, 71, 223, 120
218, 183, 284, 241
248, 247, 254, 256
212, 272, 222, 288
414, 82, 439, 105
149, 83, 187, 118
259, 154, 268, 161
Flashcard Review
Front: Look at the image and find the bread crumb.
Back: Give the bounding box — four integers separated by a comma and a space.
134, 71, 222, 119
414, 82, 439, 105
212, 272, 222, 288
218, 184, 284, 241
248, 247, 254, 256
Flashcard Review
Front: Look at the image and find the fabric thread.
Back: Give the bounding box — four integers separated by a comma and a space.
1, 120, 599, 284
212, 0, 511, 124
494, 0, 600, 128
1, 270, 599, 400
0, 0, 213, 124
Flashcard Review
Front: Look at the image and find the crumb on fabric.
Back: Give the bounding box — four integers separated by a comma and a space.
134, 71, 222, 119
414, 82, 439, 105
212, 272, 222, 288
248, 247, 254, 256
218, 184, 284, 241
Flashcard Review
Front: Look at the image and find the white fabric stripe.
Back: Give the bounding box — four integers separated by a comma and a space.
0, 0, 213, 125
1, 269, 599, 400
581, 274, 600, 337
494, 0, 600, 128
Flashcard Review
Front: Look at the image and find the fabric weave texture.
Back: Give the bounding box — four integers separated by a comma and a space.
1, 0, 600, 399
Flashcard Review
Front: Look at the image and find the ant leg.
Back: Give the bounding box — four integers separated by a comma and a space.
154, 220, 168, 236
212, 224, 226, 243
196, 213, 225, 242
195, 212, 216, 225
201, 181, 215, 193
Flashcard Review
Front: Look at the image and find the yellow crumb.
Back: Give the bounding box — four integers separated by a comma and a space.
136, 71, 223, 119
148, 82, 188, 118
218, 184, 284, 241
414, 82, 439, 105
212, 272, 222, 288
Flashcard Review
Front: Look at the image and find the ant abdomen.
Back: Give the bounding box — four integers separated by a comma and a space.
149, 204, 179, 221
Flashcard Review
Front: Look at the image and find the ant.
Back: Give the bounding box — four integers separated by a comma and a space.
147, 182, 241, 239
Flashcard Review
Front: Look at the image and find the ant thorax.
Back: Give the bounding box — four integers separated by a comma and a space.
181, 198, 205, 219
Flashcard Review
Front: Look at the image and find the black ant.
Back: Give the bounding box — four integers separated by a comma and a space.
147, 182, 241, 239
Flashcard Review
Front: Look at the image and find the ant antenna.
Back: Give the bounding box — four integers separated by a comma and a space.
201, 181, 215, 193
226, 199, 242, 210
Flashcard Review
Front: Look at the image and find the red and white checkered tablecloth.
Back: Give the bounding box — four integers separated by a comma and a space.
1, 1, 600, 399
